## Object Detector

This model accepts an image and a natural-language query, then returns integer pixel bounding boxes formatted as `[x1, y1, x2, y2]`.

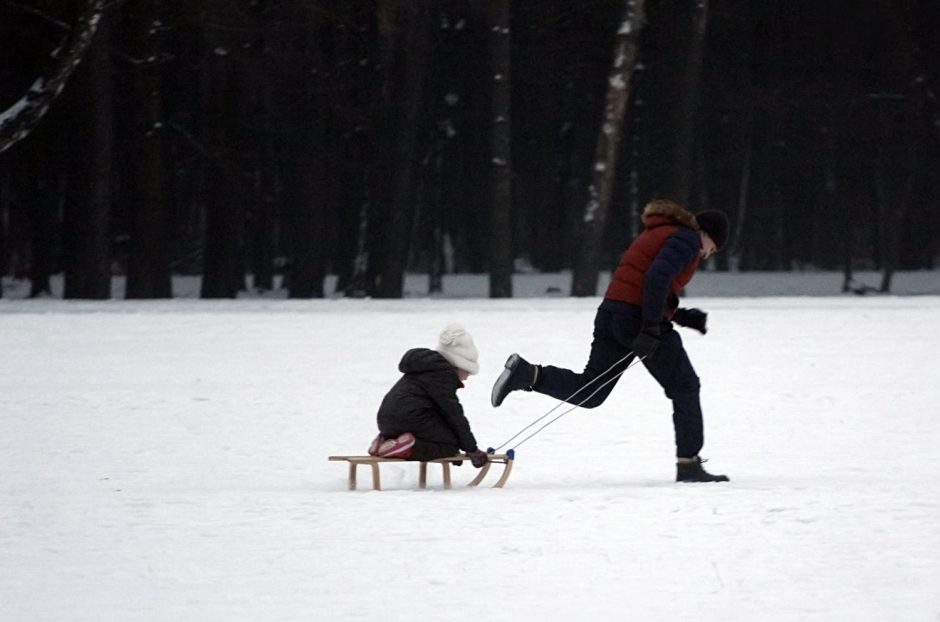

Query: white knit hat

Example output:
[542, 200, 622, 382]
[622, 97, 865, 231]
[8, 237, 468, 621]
[436, 324, 479, 375]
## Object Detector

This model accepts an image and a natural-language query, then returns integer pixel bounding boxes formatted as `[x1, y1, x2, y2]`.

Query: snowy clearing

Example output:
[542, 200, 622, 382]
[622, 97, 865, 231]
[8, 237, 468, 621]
[1, 295, 939, 621]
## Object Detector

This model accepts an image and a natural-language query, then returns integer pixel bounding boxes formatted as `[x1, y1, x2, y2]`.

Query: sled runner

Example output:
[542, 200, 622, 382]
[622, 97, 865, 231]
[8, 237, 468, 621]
[328, 450, 514, 491]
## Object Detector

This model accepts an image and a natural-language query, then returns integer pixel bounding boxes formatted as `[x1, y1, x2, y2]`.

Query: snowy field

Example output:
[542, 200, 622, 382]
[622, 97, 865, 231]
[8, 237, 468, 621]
[2, 292, 939, 620]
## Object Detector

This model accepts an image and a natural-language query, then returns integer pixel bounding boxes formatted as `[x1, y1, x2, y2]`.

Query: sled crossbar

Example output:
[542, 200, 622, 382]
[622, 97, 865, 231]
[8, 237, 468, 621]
[328, 452, 514, 490]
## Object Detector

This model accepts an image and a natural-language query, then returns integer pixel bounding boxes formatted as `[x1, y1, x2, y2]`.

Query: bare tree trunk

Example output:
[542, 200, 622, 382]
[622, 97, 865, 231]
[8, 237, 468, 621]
[570, 0, 646, 297]
[817, 119, 853, 291]
[873, 145, 893, 291]
[202, 165, 244, 299]
[30, 185, 61, 298]
[285, 143, 325, 299]
[771, 175, 785, 270]
[488, 0, 513, 298]
[346, 203, 371, 297]
[201, 40, 244, 299]
[728, 106, 752, 271]
[27, 124, 64, 298]
[841, 241, 854, 293]
[0, 169, 8, 296]
[248, 159, 277, 291]
[876, 0, 940, 145]
[873, 0, 918, 292]
[246, 8, 277, 293]
[285, 4, 327, 299]
[0, 0, 106, 155]
[422, 146, 445, 295]
[368, 2, 430, 299]
[63, 7, 112, 300]
[666, 0, 708, 206]
[429, 228, 444, 295]
[126, 0, 171, 299]
[628, 97, 644, 240]
[874, 109, 915, 294]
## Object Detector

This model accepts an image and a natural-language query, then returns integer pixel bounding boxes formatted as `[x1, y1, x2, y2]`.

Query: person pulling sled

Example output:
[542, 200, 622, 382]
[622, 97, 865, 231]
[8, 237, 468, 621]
[491, 199, 731, 483]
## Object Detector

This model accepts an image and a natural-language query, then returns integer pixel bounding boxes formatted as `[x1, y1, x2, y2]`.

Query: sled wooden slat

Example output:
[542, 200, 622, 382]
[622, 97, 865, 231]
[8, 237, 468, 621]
[328, 453, 514, 491]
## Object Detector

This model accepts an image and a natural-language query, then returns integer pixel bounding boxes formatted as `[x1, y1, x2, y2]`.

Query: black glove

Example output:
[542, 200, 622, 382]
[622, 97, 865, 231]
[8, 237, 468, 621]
[631, 327, 661, 359]
[672, 308, 708, 334]
[468, 449, 489, 469]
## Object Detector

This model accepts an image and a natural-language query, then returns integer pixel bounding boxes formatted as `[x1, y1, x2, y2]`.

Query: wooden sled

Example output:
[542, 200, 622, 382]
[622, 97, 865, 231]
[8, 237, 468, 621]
[328, 450, 515, 491]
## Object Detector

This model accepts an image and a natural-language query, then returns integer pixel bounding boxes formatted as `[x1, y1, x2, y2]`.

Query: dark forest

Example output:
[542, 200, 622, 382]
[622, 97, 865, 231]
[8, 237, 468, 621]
[1, 0, 938, 299]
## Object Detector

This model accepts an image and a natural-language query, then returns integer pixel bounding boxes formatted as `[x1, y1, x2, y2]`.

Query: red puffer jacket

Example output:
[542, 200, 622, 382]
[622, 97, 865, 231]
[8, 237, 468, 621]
[604, 201, 701, 323]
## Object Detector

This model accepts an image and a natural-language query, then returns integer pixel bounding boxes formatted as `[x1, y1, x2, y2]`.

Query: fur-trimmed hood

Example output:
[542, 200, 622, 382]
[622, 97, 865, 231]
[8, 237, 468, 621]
[641, 199, 697, 229]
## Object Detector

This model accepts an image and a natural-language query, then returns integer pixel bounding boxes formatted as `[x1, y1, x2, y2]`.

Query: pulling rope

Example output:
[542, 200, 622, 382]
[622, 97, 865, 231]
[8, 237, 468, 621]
[491, 351, 645, 452]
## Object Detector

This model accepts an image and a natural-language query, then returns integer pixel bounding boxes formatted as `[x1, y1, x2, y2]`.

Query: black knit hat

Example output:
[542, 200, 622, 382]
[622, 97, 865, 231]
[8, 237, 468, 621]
[695, 210, 730, 250]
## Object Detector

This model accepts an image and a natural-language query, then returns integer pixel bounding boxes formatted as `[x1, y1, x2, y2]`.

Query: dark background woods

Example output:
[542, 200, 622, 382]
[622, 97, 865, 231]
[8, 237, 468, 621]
[1, 0, 938, 299]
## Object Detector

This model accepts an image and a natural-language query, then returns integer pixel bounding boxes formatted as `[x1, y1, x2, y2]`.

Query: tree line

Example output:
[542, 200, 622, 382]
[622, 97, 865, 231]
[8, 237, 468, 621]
[1, 0, 938, 299]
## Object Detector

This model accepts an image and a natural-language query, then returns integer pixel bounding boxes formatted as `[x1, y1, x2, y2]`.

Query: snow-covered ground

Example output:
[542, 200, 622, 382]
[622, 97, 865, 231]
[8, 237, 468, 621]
[2, 292, 939, 620]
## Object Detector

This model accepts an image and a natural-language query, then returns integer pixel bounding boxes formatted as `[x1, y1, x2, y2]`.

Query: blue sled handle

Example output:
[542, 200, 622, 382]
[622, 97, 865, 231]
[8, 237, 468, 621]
[486, 447, 515, 460]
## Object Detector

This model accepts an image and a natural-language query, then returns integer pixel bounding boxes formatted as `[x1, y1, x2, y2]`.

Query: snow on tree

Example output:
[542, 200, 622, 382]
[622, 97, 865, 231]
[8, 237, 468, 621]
[0, 0, 105, 155]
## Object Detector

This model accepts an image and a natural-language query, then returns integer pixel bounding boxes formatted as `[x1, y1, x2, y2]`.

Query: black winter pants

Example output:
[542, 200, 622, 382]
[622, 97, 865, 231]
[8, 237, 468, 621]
[534, 306, 705, 458]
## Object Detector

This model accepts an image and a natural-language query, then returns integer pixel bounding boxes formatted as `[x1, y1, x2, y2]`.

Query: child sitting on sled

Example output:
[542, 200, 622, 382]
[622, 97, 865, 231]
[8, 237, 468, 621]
[368, 324, 488, 469]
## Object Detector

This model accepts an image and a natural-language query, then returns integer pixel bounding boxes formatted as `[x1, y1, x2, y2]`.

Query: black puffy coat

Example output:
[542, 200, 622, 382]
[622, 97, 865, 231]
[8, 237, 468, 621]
[376, 348, 478, 452]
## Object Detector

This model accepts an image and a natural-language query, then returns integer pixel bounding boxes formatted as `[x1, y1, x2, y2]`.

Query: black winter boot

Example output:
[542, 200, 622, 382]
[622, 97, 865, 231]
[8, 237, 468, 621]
[676, 456, 729, 483]
[490, 353, 538, 407]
